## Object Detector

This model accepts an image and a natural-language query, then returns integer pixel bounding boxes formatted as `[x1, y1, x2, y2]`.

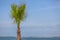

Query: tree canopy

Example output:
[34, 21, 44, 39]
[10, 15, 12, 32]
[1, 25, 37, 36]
[11, 4, 26, 25]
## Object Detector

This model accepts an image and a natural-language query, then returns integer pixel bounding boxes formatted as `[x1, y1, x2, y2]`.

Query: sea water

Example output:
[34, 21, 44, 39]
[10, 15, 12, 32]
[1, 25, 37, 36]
[0, 37, 60, 40]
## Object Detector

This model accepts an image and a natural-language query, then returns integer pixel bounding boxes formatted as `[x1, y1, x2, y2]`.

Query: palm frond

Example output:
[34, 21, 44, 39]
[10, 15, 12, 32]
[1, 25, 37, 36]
[11, 4, 26, 24]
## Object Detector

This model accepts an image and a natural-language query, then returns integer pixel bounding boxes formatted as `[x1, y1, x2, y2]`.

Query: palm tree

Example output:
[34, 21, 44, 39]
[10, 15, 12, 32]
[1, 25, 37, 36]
[11, 3, 26, 40]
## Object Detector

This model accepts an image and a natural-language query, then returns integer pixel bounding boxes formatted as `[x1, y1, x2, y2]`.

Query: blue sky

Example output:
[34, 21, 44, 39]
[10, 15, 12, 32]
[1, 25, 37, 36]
[0, 0, 60, 37]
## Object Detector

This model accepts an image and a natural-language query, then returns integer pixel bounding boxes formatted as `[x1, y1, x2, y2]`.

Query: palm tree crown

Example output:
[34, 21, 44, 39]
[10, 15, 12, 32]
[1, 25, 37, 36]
[11, 4, 26, 28]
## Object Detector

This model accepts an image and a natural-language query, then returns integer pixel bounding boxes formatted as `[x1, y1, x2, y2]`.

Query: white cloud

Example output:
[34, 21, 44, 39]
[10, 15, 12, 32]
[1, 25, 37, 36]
[0, 21, 16, 27]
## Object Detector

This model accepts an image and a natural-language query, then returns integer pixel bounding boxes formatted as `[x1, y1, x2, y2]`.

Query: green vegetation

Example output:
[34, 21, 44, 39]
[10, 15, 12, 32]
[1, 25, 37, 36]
[11, 3, 26, 40]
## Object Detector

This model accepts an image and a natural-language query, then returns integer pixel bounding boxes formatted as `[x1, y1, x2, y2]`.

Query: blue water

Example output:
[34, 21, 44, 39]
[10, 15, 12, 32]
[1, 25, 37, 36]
[0, 37, 60, 40]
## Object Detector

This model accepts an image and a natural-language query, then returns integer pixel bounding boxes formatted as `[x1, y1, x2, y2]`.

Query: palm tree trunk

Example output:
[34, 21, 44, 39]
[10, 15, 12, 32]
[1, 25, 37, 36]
[17, 23, 21, 40]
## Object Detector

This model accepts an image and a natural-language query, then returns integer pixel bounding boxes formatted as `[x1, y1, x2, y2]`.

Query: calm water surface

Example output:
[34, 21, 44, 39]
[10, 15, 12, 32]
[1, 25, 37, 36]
[0, 37, 60, 40]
